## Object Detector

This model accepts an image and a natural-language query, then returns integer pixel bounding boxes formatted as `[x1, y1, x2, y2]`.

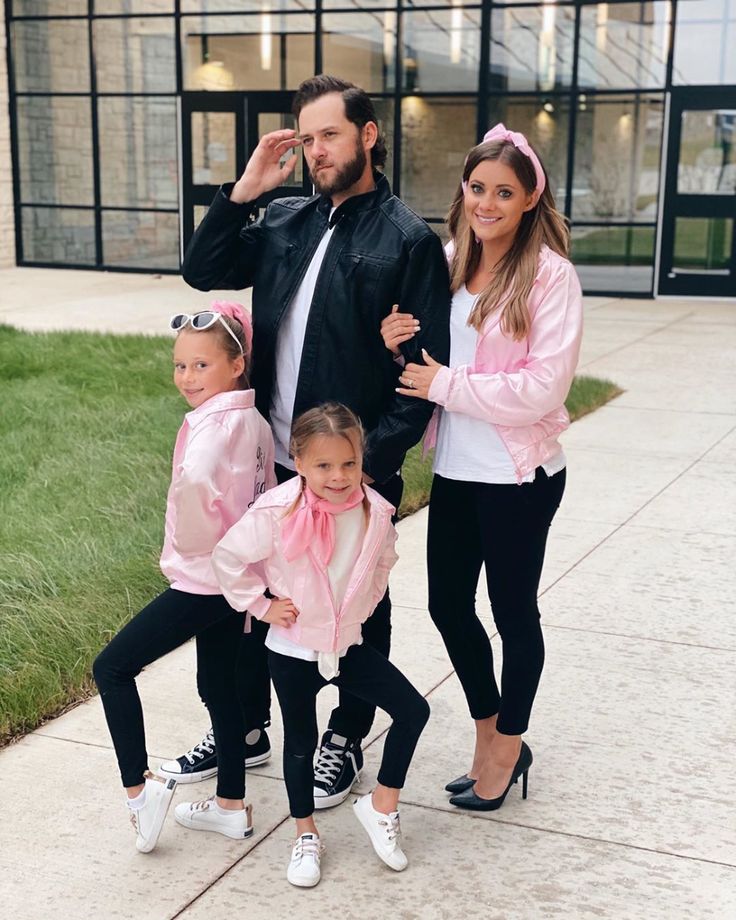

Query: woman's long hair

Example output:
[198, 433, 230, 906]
[447, 139, 569, 341]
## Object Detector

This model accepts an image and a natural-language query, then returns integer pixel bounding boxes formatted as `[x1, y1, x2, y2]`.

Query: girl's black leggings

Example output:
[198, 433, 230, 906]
[269, 644, 430, 818]
[93, 588, 246, 798]
[427, 469, 565, 736]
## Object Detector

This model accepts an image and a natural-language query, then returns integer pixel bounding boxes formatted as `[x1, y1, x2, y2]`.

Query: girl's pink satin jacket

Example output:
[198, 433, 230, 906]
[160, 389, 276, 595]
[211, 476, 398, 654]
[425, 244, 583, 482]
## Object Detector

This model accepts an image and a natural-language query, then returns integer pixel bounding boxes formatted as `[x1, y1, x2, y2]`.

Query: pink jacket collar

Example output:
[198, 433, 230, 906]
[185, 389, 255, 430]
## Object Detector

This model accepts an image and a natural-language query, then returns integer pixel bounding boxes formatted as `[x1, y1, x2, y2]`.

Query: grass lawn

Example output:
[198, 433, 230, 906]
[0, 327, 621, 743]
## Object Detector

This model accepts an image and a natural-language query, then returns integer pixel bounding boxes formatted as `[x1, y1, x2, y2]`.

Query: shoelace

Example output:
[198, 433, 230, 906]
[189, 796, 214, 812]
[292, 837, 324, 863]
[182, 730, 215, 766]
[313, 745, 344, 783]
[378, 812, 401, 843]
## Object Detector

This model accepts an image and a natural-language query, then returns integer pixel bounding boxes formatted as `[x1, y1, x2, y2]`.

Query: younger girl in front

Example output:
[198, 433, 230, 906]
[93, 302, 275, 854]
[212, 403, 429, 888]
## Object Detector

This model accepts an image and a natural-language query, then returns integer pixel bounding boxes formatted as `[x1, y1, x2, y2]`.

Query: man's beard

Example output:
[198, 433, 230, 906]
[311, 142, 368, 198]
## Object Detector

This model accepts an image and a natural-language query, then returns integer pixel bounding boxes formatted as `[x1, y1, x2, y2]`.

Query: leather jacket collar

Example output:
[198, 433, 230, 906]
[317, 171, 391, 228]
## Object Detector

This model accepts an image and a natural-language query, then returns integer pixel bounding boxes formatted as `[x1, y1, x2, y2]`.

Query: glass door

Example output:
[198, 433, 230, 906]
[658, 88, 736, 297]
[180, 91, 311, 258]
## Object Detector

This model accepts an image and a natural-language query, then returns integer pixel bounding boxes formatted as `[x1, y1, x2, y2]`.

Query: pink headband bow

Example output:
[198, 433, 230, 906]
[461, 123, 546, 197]
[210, 300, 253, 357]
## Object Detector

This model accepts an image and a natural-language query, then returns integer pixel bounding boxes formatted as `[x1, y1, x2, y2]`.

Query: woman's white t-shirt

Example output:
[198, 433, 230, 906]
[433, 285, 565, 485]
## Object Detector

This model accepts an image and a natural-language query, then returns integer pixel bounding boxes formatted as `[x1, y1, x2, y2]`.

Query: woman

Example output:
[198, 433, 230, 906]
[382, 125, 583, 810]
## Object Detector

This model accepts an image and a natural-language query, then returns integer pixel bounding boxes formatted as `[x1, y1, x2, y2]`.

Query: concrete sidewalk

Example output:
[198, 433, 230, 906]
[1, 268, 735, 919]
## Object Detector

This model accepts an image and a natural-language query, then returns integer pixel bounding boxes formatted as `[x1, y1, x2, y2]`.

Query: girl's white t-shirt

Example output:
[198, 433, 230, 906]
[265, 503, 366, 676]
[433, 285, 565, 485]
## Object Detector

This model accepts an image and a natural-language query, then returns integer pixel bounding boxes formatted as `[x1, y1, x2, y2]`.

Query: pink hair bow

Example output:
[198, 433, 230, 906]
[461, 123, 546, 197]
[210, 300, 253, 357]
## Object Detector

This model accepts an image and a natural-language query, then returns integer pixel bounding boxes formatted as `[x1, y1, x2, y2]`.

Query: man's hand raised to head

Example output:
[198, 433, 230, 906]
[230, 129, 301, 204]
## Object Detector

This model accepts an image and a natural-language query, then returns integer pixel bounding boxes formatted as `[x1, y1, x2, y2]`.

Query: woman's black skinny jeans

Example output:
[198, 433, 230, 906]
[93, 588, 247, 799]
[427, 469, 565, 735]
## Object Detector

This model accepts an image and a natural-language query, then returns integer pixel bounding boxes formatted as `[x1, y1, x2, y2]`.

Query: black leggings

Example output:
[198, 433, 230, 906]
[427, 469, 565, 736]
[269, 644, 430, 818]
[93, 588, 246, 798]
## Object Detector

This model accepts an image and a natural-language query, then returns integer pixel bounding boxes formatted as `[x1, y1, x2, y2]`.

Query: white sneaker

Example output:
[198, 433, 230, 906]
[127, 771, 177, 853]
[352, 793, 408, 871]
[287, 833, 323, 888]
[174, 796, 254, 839]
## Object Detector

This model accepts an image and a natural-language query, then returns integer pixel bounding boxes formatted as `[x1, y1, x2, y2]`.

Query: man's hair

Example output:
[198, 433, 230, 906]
[292, 74, 387, 170]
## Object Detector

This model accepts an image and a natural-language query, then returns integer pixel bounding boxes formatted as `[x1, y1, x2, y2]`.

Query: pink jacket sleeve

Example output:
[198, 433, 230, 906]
[428, 259, 583, 427]
[367, 525, 399, 615]
[211, 509, 274, 619]
[171, 422, 232, 557]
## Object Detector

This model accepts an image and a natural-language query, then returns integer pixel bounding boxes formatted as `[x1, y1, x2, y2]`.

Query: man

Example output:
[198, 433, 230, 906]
[164, 74, 449, 809]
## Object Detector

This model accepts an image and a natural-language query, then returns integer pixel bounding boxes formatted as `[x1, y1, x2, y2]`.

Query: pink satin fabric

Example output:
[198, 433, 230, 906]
[461, 123, 546, 197]
[281, 485, 364, 566]
[209, 300, 253, 357]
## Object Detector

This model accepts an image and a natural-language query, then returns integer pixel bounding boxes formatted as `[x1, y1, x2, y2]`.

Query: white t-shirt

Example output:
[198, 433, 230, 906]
[270, 216, 336, 469]
[265, 503, 366, 677]
[433, 285, 565, 484]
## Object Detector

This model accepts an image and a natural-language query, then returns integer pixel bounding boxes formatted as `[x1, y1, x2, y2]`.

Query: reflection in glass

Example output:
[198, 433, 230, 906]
[487, 96, 570, 203]
[103, 211, 180, 270]
[322, 12, 396, 93]
[12, 20, 90, 93]
[673, 218, 733, 273]
[95, 1, 174, 13]
[571, 225, 655, 293]
[99, 97, 178, 208]
[673, 0, 736, 86]
[182, 14, 314, 91]
[372, 98, 395, 189]
[489, 4, 575, 92]
[22, 206, 96, 265]
[182, 1, 315, 10]
[17, 97, 94, 206]
[678, 110, 736, 195]
[192, 112, 236, 186]
[573, 94, 664, 221]
[401, 96, 475, 217]
[578, 2, 669, 90]
[403, 8, 481, 93]
[12, 1, 87, 13]
[94, 17, 176, 94]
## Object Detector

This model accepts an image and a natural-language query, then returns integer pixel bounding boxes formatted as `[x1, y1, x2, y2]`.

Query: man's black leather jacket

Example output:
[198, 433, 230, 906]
[182, 172, 451, 484]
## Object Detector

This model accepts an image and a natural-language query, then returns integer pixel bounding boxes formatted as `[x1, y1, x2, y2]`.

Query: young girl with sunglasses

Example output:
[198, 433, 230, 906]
[211, 402, 429, 888]
[93, 301, 275, 853]
[382, 125, 583, 811]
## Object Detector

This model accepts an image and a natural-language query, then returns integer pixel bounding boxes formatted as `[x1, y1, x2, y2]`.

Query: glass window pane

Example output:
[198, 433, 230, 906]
[578, 2, 670, 90]
[194, 204, 209, 228]
[181, 1, 315, 11]
[257, 112, 304, 185]
[372, 97, 394, 190]
[401, 96, 475, 217]
[22, 206, 96, 265]
[678, 110, 736, 195]
[192, 112, 237, 186]
[322, 12, 396, 93]
[487, 95, 569, 204]
[102, 211, 179, 270]
[99, 97, 178, 208]
[94, 17, 176, 93]
[12, 20, 90, 93]
[573, 94, 664, 222]
[12, 1, 87, 13]
[403, 8, 481, 93]
[673, 0, 736, 85]
[95, 1, 174, 12]
[323, 0, 399, 8]
[490, 4, 575, 92]
[17, 98, 94, 207]
[182, 14, 315, 91]
[673, 218, 733, 273]
[571, 225, 655, 293]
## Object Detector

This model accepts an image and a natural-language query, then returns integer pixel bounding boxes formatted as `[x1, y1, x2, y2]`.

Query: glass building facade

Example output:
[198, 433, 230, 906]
[5, 0, 736, 296]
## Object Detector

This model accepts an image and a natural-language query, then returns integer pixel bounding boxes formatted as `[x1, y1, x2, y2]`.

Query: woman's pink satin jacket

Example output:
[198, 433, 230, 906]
[425, 245, 583, 482]
[211, 476, 398, 654]
[160, 389, 276, 594]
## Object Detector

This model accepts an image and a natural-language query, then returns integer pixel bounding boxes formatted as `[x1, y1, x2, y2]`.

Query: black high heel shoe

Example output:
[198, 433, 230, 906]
[444, 774, 475, 794]
[448, 741, 533, 812]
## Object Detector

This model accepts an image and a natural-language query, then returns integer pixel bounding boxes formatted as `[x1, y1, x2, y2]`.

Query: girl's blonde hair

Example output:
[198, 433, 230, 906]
[177, 315, 250, 389]
[447, 138, 569, 341]
[286, 403, 366, 517]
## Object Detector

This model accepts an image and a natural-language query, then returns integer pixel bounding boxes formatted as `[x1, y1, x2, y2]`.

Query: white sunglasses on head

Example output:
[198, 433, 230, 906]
[170, 311, 244, 356]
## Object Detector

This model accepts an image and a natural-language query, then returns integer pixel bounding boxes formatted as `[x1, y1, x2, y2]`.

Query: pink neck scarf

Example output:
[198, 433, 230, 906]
[282, 485, 364, 565]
